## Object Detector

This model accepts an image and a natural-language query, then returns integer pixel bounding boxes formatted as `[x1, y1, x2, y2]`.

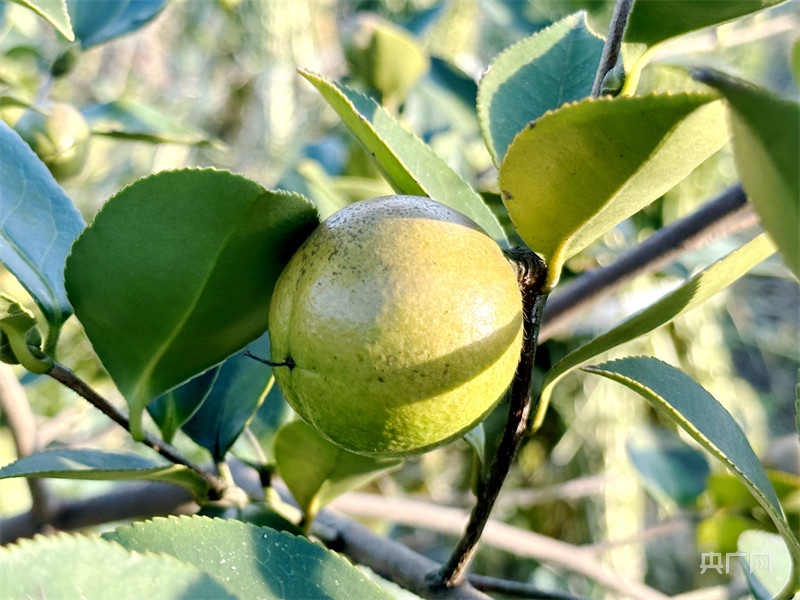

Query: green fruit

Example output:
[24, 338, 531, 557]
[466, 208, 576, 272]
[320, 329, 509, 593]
[268, 196, 523, 457]
[14, 102, 90, 180]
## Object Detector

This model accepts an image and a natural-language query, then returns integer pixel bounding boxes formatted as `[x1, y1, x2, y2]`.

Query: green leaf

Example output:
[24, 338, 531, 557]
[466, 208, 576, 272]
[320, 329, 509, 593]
[66, 0, 167, 49]
[0, 293, 51, 373]
[64, 169, 318, 439]
[626, 426, 710, 508]
[499, 92, 728, 289]
[584, 356, 800, 597]
[103, 515, 394, 600]
[275, 420, 402, 525]
[693, 70, 800, 279]
[477, 11, 603, 165]
[796, 370, 799, 437]
[299, 70, 507, 244]
[8, 0, 74, 41]
[148, 367, 219, 443]
[0, 448, 210, 498]
[0, 533, 234, 599]
[0, 120, 85, 349]
[534, 234, 775, 430]
[624, 0, 790, 51]
[82, 100, 221, 147]
[182, 332, 274, 461]
[738, 530, 794, 600]
[345, 16, 429, 106]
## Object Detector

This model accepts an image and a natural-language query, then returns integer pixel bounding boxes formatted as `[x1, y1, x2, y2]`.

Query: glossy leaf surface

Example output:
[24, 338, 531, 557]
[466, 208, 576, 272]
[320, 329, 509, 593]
[104, 515, 394, 599]
[0, 120, 85, 347]
[586, 357, 800, 597]
[477, 12, 603, 164]
[65, 169, 318, 439]
[0, 533, 233, 599]
[499, 92, 727, 288]
[300, 70, 506, 244]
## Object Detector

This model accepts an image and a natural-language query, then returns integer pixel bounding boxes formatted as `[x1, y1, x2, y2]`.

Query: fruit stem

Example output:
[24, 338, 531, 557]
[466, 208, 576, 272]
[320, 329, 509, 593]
[430, 248, 547, 590]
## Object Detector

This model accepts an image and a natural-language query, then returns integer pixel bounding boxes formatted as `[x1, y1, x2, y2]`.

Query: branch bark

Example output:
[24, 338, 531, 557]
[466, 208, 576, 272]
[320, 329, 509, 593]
[539, 184, 756, 342]
[591, 0, 635, 97]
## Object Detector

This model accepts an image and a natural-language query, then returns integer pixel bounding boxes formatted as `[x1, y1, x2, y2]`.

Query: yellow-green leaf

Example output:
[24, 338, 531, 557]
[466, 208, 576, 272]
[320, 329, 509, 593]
[498, 92, 728, 289]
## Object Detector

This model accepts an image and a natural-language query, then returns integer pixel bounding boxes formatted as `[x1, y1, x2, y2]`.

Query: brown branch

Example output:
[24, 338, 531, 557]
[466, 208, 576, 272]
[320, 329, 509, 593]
[47, 362, 226, 498]
[431, 249, 548, 589]
[0, 364, 54, 528]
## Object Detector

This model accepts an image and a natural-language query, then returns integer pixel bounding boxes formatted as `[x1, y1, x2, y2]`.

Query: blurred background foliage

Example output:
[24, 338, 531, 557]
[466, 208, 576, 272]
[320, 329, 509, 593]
[1, 0, 798, 597]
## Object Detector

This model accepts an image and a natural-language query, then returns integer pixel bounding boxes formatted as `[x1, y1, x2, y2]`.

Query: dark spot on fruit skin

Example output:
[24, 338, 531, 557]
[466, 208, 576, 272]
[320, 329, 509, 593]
[501, 190, 514, 201]
[378, 377, 385, 383]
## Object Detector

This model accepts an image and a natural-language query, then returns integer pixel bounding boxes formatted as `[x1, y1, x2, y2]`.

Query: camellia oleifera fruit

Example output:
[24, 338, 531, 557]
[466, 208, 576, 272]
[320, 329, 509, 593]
[268, 196, 523, 457]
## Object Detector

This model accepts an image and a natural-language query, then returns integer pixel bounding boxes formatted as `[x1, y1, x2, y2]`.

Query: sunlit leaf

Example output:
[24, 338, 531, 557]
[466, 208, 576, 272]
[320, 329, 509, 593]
[694, 69, 799, 278]
[498, 92, 727, 289]
[477, 11, 603, 164]
[300, 70, 507, 244]
[8, 0, 73, 40]
[65, 169, 318, 439]
[585, 357, 800, 597]
[104, 515, 394, 600]
[275, 420, 401, 525]
[0, 293, 50, 373]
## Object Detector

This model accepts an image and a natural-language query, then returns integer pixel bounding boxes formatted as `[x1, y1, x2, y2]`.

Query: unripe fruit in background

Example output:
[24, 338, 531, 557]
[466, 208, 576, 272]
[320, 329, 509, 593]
[269, 196, 523, 457]
[14, 102, 90, 180]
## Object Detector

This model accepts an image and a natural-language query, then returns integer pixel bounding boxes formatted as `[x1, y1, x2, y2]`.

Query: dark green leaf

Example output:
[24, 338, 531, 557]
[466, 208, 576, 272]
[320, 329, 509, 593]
[8, 0, 74, 40]
[626, 426, 710, 507]
[182, 332, 274, 461]
[694, 70, 799, 278]
[0, 448, 210, 498]
[275, 420, 402, 524]
[534, 234, 774, 430]
[66, 0, 166, 49]
[64, 169, 318, 439]
[0, 120, 85, 349]
[477, 12, 603, 164]
[498, 92, 727, 288]
[104, 515, 394, 599]
[300, 70, 507, 244]
[585, 356, 800, 595]
[148, 367, 219, 443]
[0, 533, 234, 599]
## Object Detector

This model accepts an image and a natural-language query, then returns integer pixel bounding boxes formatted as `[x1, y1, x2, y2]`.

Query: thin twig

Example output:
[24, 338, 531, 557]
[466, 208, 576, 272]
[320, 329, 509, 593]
[539, 184, 756, 342]
[0, 364, 53, 528]
[591, 0, 635, 97]
[47, 362, 226, 498]
[432, 249, 548, 589]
